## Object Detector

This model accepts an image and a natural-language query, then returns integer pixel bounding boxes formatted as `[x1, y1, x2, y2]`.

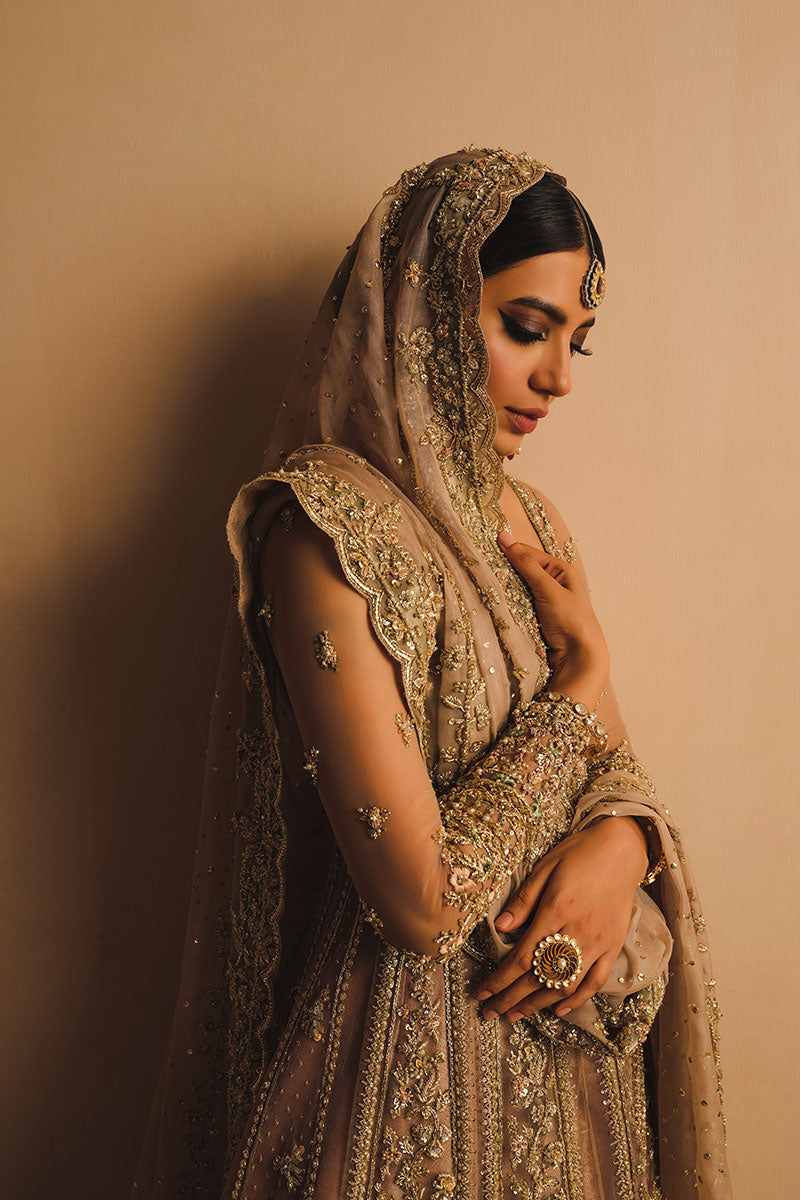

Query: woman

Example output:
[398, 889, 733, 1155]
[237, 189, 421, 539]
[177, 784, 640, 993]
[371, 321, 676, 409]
[132, 148, 731, 1199]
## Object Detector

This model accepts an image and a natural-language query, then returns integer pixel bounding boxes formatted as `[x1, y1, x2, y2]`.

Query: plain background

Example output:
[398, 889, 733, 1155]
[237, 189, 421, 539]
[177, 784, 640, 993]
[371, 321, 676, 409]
[2, 2, 797, 1196]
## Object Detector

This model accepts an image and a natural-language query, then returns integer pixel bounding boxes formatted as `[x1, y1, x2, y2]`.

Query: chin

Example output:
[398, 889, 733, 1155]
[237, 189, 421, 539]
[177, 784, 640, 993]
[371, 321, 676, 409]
[492, 436, 523, 460]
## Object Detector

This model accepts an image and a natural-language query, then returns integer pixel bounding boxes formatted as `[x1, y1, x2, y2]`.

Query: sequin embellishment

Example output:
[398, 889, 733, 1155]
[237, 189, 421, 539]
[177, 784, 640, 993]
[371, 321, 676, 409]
[356, 805, 391, 839]
[300, 985, 331, 1043]
[395, 711, 414, 746]
[303, 746, 320, 786]
[313, 630, 339, 671]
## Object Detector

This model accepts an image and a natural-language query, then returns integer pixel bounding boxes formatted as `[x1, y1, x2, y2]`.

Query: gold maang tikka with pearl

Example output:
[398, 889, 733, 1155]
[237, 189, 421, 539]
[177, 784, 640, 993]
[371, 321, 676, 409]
[548, 173, 606, 309]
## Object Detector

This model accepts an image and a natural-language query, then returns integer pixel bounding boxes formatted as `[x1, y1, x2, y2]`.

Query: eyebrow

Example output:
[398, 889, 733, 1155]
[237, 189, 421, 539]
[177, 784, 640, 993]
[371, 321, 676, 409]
[507, 296, 596, 330]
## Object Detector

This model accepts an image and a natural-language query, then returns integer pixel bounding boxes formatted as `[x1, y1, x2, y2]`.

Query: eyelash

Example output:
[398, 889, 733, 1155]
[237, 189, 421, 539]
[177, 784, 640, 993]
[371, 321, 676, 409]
[499, 311, 593, 357]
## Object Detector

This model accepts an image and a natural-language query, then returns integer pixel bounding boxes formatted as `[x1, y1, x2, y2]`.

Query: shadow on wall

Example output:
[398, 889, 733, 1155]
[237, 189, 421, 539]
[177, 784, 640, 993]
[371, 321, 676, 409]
[7, 266, 328, 1200]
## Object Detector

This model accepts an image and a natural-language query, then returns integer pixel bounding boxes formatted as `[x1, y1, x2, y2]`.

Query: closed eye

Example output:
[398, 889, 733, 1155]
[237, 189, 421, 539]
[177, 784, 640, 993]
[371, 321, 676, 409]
[499, 310, 545, 346]
[499, 310, 593, 357]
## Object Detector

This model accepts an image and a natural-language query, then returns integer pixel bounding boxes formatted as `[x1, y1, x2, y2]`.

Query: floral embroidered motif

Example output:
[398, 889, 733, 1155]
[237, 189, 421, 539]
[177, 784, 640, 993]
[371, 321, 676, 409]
[303, 745, 320, 786]
[432, 570, 492, 786]
[273, 1140, 306, 1192]
[431, 693, 598, 958]
[506, 1025, 565, 1197]
[300, 985, 331, 1043]
[266, 455, 444, 761]
[313, 629, 339, 671]
[355, 805, 391, 839]
[379, 962, 452, 1197]
[360, 900, 385, 935]
[396, 326, 435, 388]
[395, 711, 414, 746]
[403, 258, 429, 289]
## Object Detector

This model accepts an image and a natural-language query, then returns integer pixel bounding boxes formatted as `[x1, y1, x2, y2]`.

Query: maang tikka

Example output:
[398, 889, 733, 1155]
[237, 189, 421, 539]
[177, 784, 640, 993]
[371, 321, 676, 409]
[549, 173, 606, 309]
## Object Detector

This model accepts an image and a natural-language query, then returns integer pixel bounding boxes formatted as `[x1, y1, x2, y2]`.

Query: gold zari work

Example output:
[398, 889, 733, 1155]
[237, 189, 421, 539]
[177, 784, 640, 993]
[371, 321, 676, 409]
[355, 804, 391, 839]
[132, 149, 731, 1200]
[302, 745, 320, 787]
[313, 629, 340, 671]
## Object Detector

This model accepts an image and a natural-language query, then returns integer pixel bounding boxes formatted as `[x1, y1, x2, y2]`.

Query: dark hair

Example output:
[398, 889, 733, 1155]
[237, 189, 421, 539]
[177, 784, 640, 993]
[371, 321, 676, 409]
[478, 172, 605, 278]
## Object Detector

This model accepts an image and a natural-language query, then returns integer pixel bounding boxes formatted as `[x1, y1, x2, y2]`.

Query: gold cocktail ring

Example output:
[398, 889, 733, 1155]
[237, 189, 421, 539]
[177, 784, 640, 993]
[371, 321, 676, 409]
[531, 934, 583, 990]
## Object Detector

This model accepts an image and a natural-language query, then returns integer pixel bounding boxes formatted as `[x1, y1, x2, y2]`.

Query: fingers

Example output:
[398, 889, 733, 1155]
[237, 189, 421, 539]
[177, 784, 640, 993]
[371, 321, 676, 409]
[497, 535, 578, 594]
[494, 860, 553, 932]
[552, 951, 616, 1017]
[479, 887, 560, 997]
[479, 922, 590, 1020]
[480, 938, 613, 1024]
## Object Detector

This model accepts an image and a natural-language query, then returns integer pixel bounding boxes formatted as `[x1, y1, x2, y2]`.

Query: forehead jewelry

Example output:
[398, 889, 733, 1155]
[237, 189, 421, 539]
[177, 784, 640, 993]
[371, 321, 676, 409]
[556, 181, 606, 309]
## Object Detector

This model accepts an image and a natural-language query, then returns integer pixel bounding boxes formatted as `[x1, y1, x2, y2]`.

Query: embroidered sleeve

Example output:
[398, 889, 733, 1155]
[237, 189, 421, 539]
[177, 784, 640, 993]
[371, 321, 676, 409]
[429, 695, 596, 957]
[261, 504, 604, 962]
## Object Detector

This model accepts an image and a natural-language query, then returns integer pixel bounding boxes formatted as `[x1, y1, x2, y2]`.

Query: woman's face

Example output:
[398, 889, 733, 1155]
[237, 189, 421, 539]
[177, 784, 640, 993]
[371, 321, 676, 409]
[478, 249, 596, 460]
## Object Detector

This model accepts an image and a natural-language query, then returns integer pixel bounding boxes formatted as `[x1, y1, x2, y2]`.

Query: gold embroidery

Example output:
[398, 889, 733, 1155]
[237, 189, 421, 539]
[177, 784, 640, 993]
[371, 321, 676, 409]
[300, 985, 331, 1042]
[528, 977, 667, 1059]
[403, 258, 429, 288]
[303, 745, 320, 786]
[478, 1006, 504, 1199]
[278, 498, 298, 532]
[257, 592, 273, 627]
[360, 901, 385, 935]
[226, 645, 286, 1155]
[431, 693, 597, 958]
[313, 629, 340, 671]
[508, 477, 578, 564]
[355, 805, 391, 839]
[302, 906, 363, 1193]
[263, 454, 444, 762]
[273, 1140, 306, 1192]
[345, 945, 404, 1199]
[506, 1026, 565, 1196]
[378, 960, 452, 1197]
[586, 741, 657, 795]
[395, 711, 414, 746]
[396, 325, 435, 388]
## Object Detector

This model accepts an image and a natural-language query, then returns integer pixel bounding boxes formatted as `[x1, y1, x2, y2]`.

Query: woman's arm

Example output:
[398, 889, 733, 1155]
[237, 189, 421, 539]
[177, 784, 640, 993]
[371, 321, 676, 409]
[473, 490, 661, 1020]
[262, 504, 602, 961]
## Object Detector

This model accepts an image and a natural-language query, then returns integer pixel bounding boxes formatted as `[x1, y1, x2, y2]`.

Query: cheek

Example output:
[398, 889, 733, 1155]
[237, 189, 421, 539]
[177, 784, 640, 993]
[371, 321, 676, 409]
[484, 335, 519, 408]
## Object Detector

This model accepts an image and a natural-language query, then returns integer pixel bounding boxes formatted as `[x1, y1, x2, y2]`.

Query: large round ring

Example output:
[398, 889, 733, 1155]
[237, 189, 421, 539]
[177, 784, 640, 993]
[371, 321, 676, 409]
[531, 934, 583, 990]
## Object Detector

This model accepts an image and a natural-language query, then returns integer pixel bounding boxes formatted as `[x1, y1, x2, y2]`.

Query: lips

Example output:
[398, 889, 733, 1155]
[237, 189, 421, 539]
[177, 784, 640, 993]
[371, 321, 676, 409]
[506, 407, 547, 435]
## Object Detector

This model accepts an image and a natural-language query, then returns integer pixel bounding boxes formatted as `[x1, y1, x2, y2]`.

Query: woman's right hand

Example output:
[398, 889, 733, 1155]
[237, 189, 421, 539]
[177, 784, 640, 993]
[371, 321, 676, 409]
[497, 530, 610, 704]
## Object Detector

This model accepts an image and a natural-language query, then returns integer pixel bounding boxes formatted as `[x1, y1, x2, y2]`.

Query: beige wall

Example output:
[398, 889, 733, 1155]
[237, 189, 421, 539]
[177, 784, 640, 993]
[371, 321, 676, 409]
[2, 2, 797, 1195]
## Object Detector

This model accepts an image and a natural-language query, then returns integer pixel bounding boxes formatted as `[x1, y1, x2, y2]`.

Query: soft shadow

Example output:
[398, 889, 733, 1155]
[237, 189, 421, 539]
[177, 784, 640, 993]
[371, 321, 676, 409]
[8, 264, 327, 1199]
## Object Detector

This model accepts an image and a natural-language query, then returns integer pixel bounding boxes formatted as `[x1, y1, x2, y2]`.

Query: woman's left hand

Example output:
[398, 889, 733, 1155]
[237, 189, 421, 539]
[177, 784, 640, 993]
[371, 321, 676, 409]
[475, 816, 649, 1021]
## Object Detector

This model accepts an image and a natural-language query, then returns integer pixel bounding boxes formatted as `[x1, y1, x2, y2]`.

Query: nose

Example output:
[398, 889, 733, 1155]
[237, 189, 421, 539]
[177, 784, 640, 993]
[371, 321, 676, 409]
[529, 338, 572, 399]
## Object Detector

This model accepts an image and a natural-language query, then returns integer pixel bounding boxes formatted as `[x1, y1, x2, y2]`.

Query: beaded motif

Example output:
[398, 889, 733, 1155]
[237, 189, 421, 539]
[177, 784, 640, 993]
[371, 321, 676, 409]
[313, 629, 340, 671]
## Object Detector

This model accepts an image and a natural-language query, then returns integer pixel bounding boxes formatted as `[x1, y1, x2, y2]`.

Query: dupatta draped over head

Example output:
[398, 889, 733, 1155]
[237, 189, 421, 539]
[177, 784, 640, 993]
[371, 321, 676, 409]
[133, 148, 731, 1200]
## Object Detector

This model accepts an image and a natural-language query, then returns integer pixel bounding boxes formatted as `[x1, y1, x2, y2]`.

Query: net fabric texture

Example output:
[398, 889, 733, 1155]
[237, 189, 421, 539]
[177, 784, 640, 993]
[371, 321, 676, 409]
[131, 148, 732, 1200]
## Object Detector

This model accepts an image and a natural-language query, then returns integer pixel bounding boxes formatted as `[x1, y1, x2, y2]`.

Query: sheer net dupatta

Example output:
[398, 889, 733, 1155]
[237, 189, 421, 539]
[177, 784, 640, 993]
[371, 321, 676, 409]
[565, 746, 730, 1197]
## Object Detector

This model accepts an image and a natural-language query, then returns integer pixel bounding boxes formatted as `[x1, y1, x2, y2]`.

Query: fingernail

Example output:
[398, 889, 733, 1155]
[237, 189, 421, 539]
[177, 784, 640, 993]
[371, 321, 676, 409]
[507, 1011, 522, 1023]
[495, 912, 513, 930]
[482, 1009, 498, 1021]
[476, 990, 491, 1001]
[497, 529, 516, 548]
[557, 1006, 572, 1017]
